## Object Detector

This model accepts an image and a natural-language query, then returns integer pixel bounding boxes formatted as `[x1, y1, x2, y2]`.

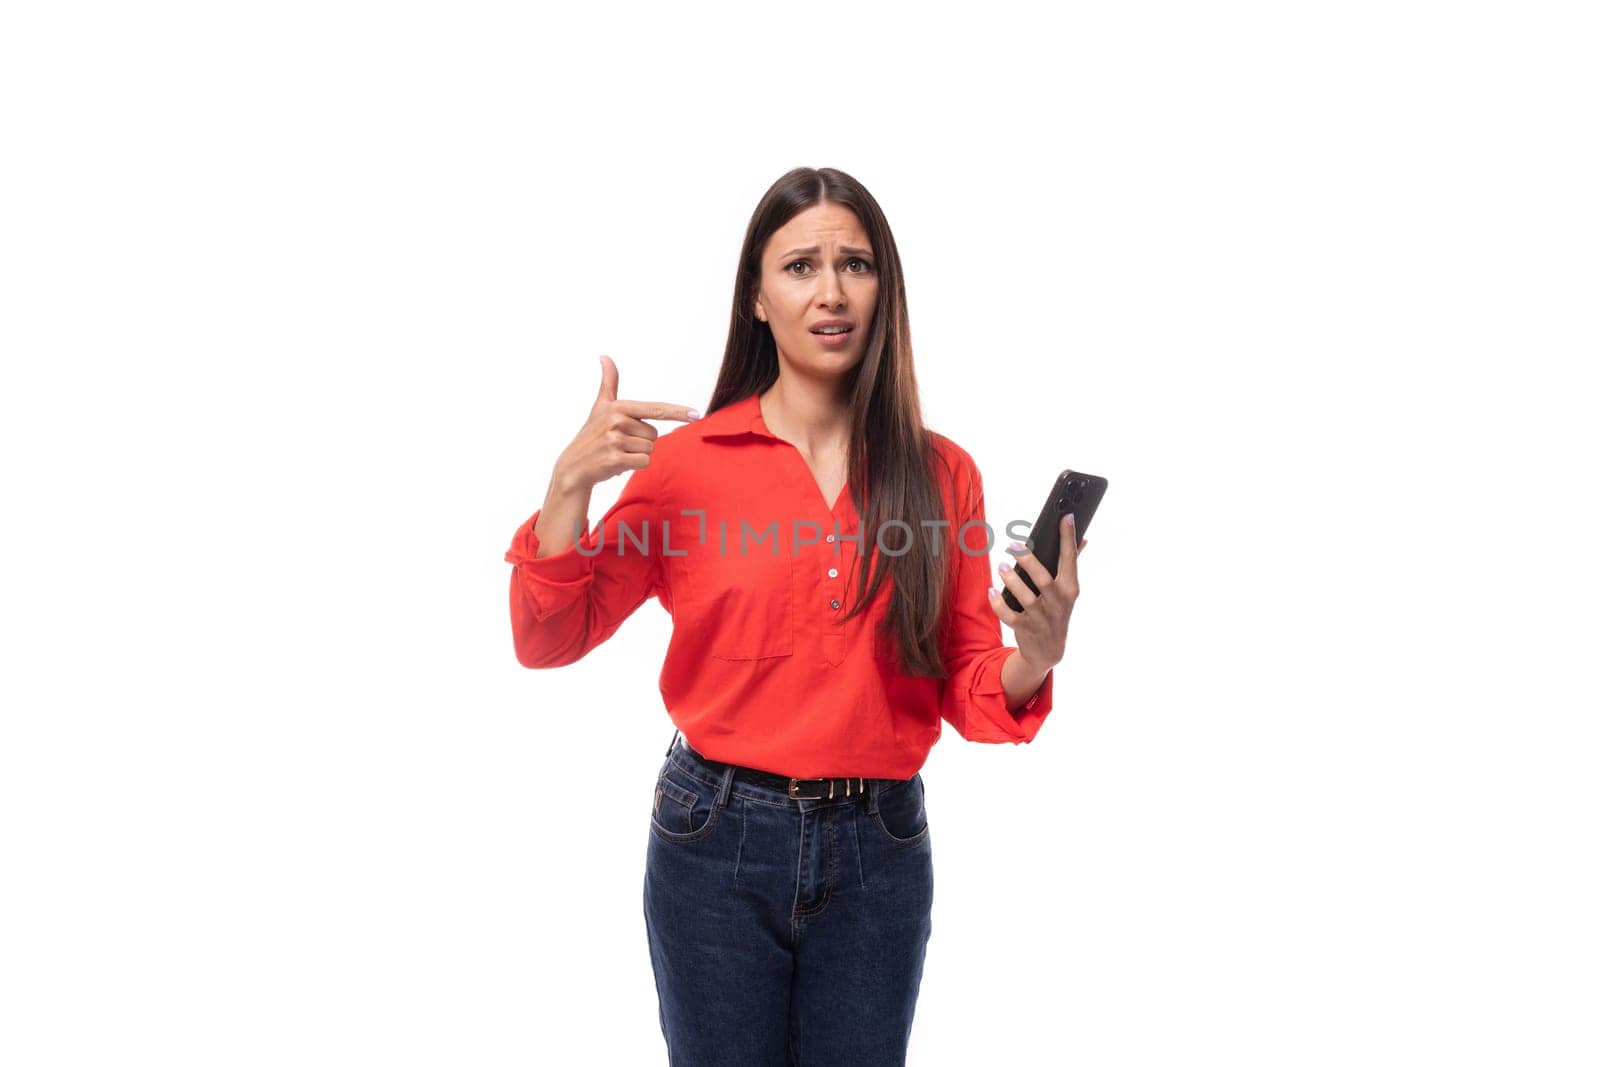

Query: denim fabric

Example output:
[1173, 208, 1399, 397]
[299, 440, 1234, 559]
[642, 734, 935, 1066]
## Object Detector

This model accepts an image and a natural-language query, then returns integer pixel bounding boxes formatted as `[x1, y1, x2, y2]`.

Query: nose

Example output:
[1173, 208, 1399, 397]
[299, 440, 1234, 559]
[818, 266, 844, 309]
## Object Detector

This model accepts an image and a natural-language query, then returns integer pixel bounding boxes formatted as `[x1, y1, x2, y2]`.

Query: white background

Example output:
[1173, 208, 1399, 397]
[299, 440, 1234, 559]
[3, 2, 1596, 1064]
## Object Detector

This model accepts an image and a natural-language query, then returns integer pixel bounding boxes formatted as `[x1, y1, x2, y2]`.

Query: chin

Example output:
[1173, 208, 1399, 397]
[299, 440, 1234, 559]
[793, 352, 865, 377]
[780, 338, 863, 367]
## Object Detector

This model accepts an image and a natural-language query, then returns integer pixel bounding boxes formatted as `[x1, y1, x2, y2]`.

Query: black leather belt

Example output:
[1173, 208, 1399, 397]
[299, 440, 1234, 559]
[666, 728, 874, 800]
[735, 765, 869, 801]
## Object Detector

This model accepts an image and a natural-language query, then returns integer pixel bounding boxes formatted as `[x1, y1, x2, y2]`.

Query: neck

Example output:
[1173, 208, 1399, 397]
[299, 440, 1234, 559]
[759, 376, 852, 457]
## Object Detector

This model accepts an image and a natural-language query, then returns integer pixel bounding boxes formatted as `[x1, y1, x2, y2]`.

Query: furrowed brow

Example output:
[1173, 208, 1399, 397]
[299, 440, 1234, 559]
[781, 245, 874, 258]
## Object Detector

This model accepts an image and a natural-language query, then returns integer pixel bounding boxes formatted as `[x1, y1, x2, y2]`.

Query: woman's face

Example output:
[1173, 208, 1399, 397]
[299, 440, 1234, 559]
[753, 202, 879, 380]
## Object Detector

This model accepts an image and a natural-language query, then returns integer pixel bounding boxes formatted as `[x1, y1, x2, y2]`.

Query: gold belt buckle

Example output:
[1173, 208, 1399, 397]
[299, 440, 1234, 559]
[788, 776, 866, 800]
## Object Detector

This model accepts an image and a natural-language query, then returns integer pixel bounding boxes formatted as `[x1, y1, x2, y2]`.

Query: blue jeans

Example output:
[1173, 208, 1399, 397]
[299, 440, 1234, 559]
[643, 733, 935, 1066]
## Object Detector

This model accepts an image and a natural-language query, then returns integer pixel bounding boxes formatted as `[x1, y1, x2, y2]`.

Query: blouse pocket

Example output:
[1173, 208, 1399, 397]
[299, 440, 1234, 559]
[679, 530, 795, 660]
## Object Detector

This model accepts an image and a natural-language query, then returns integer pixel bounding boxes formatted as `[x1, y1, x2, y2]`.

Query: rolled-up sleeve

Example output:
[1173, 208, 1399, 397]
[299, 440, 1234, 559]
[937, 457, 1054, 743]
[505, 458, 668, 669]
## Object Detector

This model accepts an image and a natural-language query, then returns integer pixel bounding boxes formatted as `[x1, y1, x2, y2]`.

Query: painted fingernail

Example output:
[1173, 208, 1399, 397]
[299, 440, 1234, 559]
[687, 408, 702, 420]
[1009, 540, 1025, 553]
[988, 586, 999, 598]
[999, 562, 1012, 574]
[1066, 512, 1076, 525]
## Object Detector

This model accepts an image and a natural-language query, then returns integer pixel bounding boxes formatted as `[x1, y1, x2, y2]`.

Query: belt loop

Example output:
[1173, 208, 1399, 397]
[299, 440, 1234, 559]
[664, 727, 681, 756]
[866, 776, 882, 815]
[715, 762, 735, 809]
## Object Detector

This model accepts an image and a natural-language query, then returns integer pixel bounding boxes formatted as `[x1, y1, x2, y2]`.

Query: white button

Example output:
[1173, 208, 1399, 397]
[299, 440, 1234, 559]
[825, 534, 835, 543]
[827, 568, 838, 578]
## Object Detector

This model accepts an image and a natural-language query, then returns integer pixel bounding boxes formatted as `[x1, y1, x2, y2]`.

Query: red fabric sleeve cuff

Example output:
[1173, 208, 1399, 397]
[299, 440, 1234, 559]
[960, 647, 1054, 743]
[503, 509, 597, 621]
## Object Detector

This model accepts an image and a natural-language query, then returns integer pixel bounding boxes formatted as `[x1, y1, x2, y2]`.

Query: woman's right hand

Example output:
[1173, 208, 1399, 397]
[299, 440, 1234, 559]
[554, 354, 700, 491]
[535, 355, 700, 557]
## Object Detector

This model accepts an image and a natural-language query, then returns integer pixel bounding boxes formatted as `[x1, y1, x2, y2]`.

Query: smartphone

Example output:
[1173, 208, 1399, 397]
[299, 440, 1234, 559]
[1002, 469, 1108, 612]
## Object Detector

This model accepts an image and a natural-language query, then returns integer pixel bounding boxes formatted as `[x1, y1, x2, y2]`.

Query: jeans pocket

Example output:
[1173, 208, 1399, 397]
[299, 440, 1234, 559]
[650, 766, 723, 843]
[871, 773, 931, 848]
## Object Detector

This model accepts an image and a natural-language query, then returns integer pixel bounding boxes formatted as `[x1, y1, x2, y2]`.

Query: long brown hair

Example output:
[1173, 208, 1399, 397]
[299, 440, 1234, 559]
[705, 166, 961, 679]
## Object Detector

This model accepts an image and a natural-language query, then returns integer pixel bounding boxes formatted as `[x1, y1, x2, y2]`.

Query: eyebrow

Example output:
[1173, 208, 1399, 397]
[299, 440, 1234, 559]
[780, 245, 874, 258]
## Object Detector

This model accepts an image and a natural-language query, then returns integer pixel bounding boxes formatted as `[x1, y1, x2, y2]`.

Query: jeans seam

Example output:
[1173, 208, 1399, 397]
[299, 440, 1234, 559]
[794, 816, 838, 919]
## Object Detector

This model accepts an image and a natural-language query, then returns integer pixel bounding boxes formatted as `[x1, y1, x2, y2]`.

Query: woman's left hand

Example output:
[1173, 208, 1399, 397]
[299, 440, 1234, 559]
[989, 512, 1087, 671]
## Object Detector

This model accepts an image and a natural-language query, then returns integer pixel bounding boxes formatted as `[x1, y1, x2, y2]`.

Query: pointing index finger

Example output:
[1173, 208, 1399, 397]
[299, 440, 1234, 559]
[613, 399, 701, 423]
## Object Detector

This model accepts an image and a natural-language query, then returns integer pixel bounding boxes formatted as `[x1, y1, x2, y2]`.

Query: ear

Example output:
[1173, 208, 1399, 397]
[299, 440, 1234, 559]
[753, 294, 766, 322]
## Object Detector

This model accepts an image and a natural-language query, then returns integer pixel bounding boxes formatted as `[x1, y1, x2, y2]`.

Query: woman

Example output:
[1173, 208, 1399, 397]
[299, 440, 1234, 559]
[504, 166, 1087, 1065]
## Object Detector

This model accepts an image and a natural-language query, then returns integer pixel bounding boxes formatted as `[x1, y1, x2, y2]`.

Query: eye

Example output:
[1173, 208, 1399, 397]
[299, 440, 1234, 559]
[784, 257, 874, 276]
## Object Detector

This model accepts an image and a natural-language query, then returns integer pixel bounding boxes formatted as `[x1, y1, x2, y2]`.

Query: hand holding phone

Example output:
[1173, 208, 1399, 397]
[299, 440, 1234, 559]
[1002, 469, 1108, 613]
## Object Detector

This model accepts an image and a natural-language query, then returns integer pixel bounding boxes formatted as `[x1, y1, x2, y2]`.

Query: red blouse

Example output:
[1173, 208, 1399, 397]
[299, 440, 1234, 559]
[504, 391, 1054, 779]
